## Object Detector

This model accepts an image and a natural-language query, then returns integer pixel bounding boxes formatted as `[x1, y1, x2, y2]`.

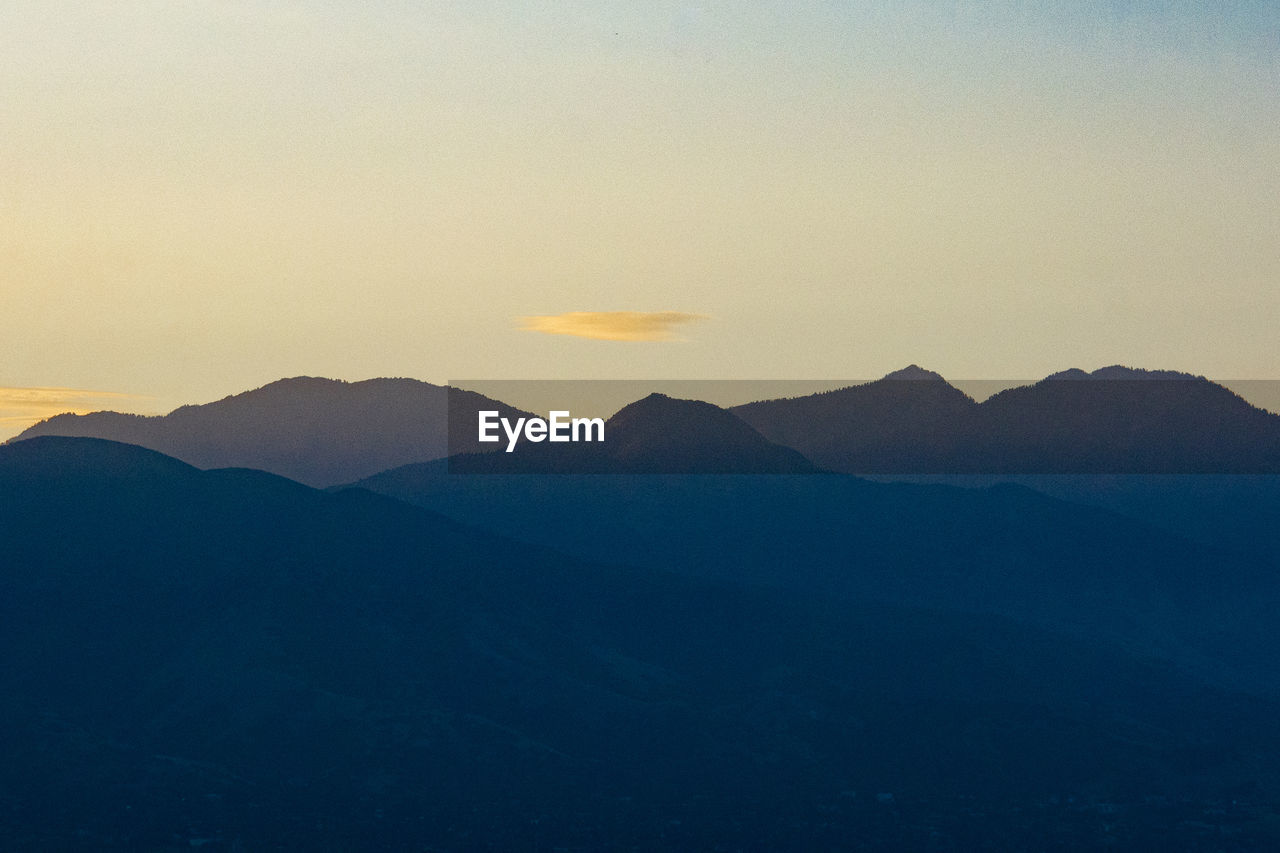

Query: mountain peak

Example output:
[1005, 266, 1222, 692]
[607, 393, 756, 442]
[631, 391, 677, 406]
[1045, 365, 1202, 382]
[602, 394, 820, 473]
[882, 365, 947, 382]
[608, 392, 705, 420]
[14, 376, 522, 487]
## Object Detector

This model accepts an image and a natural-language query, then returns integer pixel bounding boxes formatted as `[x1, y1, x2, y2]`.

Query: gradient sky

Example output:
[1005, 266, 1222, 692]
[3, 1, 1278, 432]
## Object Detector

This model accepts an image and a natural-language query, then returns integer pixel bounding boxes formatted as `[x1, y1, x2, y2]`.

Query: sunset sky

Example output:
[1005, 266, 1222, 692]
[3, 2, 1278, 434]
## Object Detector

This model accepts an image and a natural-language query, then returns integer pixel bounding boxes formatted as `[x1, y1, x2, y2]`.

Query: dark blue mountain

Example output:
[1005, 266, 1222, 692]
[353, 466, 1280, 695]
[7, 436, 1280, 848]
[861, 473, 1280, 566]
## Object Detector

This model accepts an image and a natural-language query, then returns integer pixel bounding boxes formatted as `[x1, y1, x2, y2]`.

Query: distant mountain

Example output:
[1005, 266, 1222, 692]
[448, 392, 821, 473]
[973, 366, 1280, 473]
[1045, 366, 1200, 381]
[6, 436, 1280, 848]
[733, 365, 1280, 473]
[881, 363, 949, 382]
[731, 367, 978, 472]
[11, 377, 530, 487]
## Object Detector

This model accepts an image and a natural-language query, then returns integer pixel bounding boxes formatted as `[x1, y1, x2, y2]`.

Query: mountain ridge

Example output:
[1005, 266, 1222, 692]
[734, 365, 1280, 473]
[352, 455, 1280, 695]
[14, 364, 1280, 480]
[448, 392, 822, 474]
[6, 435, 1280, 847]
[12, 376, 530, 487]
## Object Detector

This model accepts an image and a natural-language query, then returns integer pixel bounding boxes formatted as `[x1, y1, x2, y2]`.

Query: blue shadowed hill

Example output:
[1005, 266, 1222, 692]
[7, 436, 1280, 848]
[353, 463, 1280, 696]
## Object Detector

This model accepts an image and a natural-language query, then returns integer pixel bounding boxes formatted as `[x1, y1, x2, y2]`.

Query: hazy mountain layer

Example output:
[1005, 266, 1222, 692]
[448, 392, 821, 473]
[861, 473, 1280, 566]
[12, 377, 529, 487]
[354, 466, 1280, 695]
[6, 437, 1280, 848]
[733, 366, 1280, 473]
[16, 366, 1280, 483]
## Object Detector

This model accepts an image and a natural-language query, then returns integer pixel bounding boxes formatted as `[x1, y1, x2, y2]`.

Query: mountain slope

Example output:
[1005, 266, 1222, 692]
[6, 437, 1280, 848]
[732, 366, 978, 472]
[973, 367, 1280, 473]
[10, 377, 530, 487]
[352, 465, 1280, 695]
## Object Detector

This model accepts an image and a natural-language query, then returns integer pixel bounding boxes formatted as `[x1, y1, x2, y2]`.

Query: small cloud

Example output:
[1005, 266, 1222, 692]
[0, 386, 153, 438]
[518, 311, 708, 342]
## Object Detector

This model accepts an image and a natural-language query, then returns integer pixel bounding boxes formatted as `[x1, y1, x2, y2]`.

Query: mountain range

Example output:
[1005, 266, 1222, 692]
[14, 366, 1280, 479]
[352, 463, 1280, 696]
[446, 392, 820, 474]
[5, 436, 1280, 848]
[733, 365, 1280, 474]
[12, 377, 529, 487]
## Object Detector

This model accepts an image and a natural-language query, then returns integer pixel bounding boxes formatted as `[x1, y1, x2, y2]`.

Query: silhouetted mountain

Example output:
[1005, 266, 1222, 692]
[448, 393, 821, 473]
[8, 437, 1280, 848]
[882, 363, 949, 381]
[11, 377, 529, 487]
[862, 473, 1280, 567]
[734, 365, 1280, 473]
[1046, 366, 1199, 381]
[732, 367, 978, 472]
[353, 467, 1280, 695]
[971, 368, 1280, 473]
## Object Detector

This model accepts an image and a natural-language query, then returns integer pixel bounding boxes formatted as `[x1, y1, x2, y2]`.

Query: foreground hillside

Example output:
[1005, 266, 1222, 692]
[5, 437, 1280, 849]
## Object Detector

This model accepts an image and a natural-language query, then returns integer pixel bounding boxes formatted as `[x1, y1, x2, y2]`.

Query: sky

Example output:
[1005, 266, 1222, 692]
[2, 1, 1278, 434]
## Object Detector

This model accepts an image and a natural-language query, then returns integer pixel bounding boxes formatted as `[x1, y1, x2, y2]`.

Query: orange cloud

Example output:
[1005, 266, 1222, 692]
[518, 311, 708, 342]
